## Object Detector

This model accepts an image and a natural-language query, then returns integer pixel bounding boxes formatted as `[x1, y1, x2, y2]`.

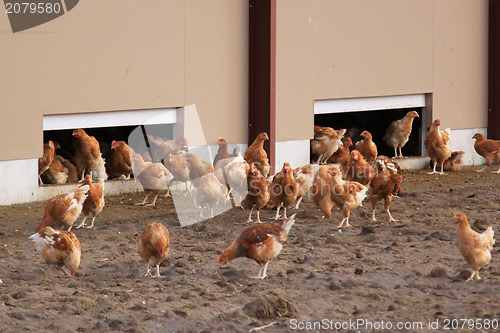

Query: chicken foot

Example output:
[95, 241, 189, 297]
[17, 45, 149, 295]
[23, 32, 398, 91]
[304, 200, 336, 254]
[466, 270, 482, 281]
[338, 216, 352, 229]
[250, 261, 270, 279]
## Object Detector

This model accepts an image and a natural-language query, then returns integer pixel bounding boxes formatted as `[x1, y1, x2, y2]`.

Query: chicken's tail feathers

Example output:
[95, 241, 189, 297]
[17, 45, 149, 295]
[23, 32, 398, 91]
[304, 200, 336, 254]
[485, 226, 495, 246]
[281, 214, 296, 234]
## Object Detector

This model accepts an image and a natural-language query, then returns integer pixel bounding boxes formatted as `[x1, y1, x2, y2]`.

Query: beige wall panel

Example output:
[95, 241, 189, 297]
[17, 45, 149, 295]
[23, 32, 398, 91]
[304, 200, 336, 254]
[311, 0, 433, 100]
[184, 0, 248, 145]
[276, 0, 315, 142]
[0, 0, 185, 161]
[432, 0, 488, 129]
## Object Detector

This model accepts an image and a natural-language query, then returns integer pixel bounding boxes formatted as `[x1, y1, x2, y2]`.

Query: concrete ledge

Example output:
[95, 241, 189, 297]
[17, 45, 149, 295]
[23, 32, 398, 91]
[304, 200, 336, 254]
[393, 156, 431, 170]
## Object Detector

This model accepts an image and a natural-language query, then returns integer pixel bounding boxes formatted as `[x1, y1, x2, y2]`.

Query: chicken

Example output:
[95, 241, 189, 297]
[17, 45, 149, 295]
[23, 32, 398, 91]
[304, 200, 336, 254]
[38, 141, 56, 185]
[244, 132, 270, 178]
[29, 227, 81, 277]
[341, 150, 375, 186]
[218, 214, 296, 279]
[327, 137, 352, 164]
[472, 133, 500, 173]
[355, 131, 378, 163]
[373, 155, 402, 196]
[269, 163, 298, 220]
[75, 175, 105, 229]
[148, 136, 188, 159]
[293, 164, 320, 209]
[241, 163, 270, 223]
[165, 151, 192, 195]
[185, 153, 215, 187]
[455, 212, 495, 281]
[213, 137, 239, 169]
[222, 157, 250, 206]
[193, 173, 227, 218]
[105, 140, 133, 179]
[91, 154, 107, 181]
[57, 155, 79, 183]
[383, 110, 419, 158]
[328, 165, 368, 228]
[311, 126, 346, 164]
[41, 155, 69, 185]
[369, 172, 403, 222]
[131, 152, 173, 206]
[424, 118, 451, 174]
[36, 185, 90, 232]
[71, 129, 102, 181]
[311, 165, 335, 219]
[138, 222, 170, 277]
[430, 151, 465, 172]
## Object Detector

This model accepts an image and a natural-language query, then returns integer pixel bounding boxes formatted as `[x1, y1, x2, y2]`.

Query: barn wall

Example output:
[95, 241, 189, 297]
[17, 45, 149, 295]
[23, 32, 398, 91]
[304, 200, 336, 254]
[0, 0, 248, 162]
[275, 0, 488, 143]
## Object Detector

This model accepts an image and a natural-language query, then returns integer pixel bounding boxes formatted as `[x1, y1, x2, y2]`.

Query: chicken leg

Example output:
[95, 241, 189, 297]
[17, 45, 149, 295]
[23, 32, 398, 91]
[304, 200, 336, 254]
[338, 216, 352, 229]
[398, 147, 404, 158]
[466, 270, 481, 281]
[250, 261, 270, 279]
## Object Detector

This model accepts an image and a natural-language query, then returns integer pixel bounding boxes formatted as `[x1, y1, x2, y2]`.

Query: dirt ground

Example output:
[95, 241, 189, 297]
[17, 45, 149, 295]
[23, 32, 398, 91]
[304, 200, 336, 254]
[0, 167, 499, 333]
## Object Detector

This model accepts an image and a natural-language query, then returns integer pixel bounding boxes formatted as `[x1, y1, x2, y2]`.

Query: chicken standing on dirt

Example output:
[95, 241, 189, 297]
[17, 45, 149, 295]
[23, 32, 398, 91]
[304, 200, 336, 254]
[193, 173, 227, 218]
[454, 212, 495, 281]
[312, 165, 335, 219]
[269, 162, 297, 220]
[383, 110, 419, 158]
[38, 141, 56, 185]
[472, 133, 500, 173]
[36, 185, 90, 232]
[71, 128, 101, 181]
[424, 118, 451, 175]
[138, 223, 170, 278]
[244, 132, 270, 178]
[218, 214, 296, 279]
[430, 151, 465, 172]
[131, 152, 173, 207]
[369, 173, 403, 222]
[293, 163, 320, 209]
[76, 175, 105, 229]
[165, 151, 191, 195]
[341, 150, 375, 187]
[241, 163, 270, 223]
[373, 155, 402, 196]
[328, 165, 368, 229]
[356, 130, 378, 163]
[105, 140, 133, 179]
[29, 226, 81, 278]
[311, 126, 346, 164]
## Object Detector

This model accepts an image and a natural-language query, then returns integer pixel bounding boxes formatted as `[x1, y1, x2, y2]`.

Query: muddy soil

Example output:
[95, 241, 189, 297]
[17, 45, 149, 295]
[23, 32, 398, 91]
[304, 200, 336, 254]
[0, 167, 499, 333]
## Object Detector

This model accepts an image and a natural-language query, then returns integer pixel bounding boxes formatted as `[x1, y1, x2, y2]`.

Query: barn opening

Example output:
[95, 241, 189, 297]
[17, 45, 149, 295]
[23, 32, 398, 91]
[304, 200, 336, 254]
[313, 94, 427, 161]
[40, 108, 177, 186]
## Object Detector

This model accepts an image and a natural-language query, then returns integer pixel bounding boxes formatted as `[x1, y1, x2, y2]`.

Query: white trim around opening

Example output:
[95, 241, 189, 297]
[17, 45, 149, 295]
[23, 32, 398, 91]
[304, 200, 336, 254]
[314, 94, 426, 114]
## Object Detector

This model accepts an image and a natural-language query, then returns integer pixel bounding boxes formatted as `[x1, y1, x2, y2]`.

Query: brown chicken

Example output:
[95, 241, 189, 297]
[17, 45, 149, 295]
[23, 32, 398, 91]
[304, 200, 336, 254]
[241, 163, 270, 223]
[29, 226, 81, 277]
[311, 165, 335, 219]
[75, 175, 105, 229]
[383, 110, 419, 158]
[424, 118, 451, 174]
[430, 151, 465, 172]
[213, 137, 239, 169]
[165, 151, 191, 195]
[244, 132, 270, 178]
[41, 155, 69, 185]
[455, 212, 495, 281]
[185, 153, 215, 187]
[327, 137, 352, 164]
[105, 140, 133, 179]
[373, 155, 402, 195]
[218, 214, 296, 279]
[328, 165, 368, 228]
[473, 133, 500, 173]
[269, 162, 297, 220]
[341, 150, 375, 186]
[72, 129, 101, 181]
[293, 164, 320, 209]
[311, 126, 346, 164]
[131, 152, 173, 207]
[193, 173, 227, 218]
[148, 136, 188, 159]
[355, 131, 378, 163]
[36, 185, 90, 232]
[58, 155, 79, 183]
[369, 172, 403, 222]
[38, 141, 56, 185]
[138, 222, 170, 277]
